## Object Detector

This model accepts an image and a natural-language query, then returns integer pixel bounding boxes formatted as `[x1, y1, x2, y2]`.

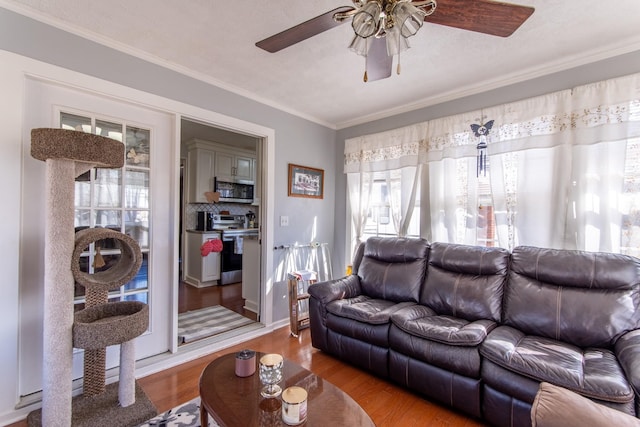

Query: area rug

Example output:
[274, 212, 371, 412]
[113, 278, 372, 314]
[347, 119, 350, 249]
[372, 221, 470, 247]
[178, 305, 255, 343]
[137, 396, 219, 427]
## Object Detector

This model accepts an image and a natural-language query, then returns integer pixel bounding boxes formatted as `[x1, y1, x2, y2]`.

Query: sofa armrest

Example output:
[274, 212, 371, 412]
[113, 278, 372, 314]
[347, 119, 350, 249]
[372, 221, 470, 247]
[531, 382, 640, 427]
[308, 275, 362, 352]
[615, 330, 640, 398]
[308, 274, 362, 305]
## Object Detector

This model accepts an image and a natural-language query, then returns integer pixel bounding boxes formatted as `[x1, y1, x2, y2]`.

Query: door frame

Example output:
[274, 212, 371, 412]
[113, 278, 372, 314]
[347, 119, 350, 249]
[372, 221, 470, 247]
[170, 114, 274, 352]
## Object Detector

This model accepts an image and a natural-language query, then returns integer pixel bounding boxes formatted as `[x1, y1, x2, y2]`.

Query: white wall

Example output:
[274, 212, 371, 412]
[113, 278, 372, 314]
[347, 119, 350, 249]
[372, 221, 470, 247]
[0, 47, 26, 427]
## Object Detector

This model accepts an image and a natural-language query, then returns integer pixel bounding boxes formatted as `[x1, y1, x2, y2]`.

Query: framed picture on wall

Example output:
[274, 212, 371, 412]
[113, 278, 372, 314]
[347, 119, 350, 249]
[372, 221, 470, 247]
[288, 163, 324, 199]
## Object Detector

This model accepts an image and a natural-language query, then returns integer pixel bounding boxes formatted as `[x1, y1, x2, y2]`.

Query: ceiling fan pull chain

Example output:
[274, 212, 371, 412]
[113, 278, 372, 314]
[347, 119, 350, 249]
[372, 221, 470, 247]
[364, 37, 369, 82]
[397, 34, 402, 75]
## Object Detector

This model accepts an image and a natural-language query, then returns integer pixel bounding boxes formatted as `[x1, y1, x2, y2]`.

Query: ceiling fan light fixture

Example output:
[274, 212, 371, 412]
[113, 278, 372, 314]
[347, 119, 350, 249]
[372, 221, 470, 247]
[385, 26, 410, 56]
[392, 2, 427, 38]
[349, 34, 370, 57]
[347, 0, 437, 80]
[352, 1, 382, 38]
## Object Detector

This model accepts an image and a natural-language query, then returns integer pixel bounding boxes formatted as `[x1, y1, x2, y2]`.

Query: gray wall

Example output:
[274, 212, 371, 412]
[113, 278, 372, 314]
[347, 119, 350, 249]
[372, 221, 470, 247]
[0, 7, 337, 322]
[333, 50, 640, 274]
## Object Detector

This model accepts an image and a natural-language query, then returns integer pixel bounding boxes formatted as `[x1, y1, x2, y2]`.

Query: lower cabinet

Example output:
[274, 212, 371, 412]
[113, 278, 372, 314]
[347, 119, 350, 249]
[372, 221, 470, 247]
[185, 231, 220, 287]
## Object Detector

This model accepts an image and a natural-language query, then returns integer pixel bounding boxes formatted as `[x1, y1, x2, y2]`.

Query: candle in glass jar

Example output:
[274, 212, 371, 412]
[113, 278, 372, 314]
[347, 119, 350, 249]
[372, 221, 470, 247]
[281, 386, 308, 425]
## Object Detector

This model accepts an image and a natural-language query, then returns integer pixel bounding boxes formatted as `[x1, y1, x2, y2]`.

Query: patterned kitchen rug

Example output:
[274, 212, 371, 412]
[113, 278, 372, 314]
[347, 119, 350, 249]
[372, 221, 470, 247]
[177, 305, 256, 344]
[137, 396, 219, 427]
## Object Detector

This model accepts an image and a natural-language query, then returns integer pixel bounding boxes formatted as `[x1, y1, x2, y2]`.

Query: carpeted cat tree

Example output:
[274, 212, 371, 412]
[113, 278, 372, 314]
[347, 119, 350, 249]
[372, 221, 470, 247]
[27, 128, 156, 427]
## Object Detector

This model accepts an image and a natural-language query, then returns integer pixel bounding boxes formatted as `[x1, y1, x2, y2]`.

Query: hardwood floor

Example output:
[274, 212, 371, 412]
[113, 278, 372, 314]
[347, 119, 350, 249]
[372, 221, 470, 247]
[137, 326, 488, 426]
[8, 326, 487, 426]
[179, 281, 258, 321]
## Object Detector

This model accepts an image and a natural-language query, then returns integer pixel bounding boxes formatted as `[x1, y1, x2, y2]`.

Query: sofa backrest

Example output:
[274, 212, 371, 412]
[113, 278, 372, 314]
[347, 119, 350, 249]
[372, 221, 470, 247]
[504, 246, 640, 348]
[420, 242, 510, 323]
[351, 241, 366, 275]
[357, 237, 430, 303]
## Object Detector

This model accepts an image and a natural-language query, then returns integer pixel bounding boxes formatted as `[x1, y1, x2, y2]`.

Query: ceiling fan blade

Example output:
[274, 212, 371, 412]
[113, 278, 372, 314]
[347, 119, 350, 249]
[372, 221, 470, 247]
[365, 37, 393, 82]
[256, 6, 355, 53]
[426, 0, 535, 37]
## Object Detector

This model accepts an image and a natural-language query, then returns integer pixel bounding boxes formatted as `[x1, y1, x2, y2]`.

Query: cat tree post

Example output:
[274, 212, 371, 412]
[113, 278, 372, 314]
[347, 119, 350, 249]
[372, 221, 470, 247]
[27, 128, 156, 427]
[41, 157, 77, 427]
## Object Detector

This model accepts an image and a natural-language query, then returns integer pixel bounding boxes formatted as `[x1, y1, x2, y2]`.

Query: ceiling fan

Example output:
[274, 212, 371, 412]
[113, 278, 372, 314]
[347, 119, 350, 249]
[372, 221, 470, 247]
[256, 0, 535, 82]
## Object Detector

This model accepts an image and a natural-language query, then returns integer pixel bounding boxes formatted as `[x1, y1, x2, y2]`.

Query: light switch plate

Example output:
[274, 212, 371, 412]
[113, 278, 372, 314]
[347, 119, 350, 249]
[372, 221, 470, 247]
[280, 215, 289, 226]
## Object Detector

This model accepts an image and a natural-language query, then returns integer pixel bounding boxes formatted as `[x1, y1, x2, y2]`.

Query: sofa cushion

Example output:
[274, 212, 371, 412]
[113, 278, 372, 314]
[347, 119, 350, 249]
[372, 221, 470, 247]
[504, 246, 640, 348]
[358, 237, 429, 303]
[326, 296, 415, 325]
[420, 242, 509, 323]
[389, 325, 485, 378]
[531, 382, 640, 427]
[391, 304, 496, 346]
[481, 325, 634, 404]
[327, 314, 391, 348]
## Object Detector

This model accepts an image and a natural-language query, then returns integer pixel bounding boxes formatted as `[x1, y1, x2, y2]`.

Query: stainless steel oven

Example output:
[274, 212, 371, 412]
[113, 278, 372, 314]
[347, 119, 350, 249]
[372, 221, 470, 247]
[212, 215, 259, 285]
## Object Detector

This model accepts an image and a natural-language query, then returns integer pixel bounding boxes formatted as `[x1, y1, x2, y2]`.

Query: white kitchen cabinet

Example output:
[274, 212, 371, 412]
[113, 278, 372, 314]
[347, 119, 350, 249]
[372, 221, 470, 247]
[186, 140, 256, 202]
[186, 141, 215, 203]
[185, 231, 221, 287]
[215, 150, 255, 183]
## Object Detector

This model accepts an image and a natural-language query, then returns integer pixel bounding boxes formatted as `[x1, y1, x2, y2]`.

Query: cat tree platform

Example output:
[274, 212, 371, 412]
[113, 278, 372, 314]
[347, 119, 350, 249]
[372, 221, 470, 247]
[27, 382, 156, 427]
[73, 301, 149, 349]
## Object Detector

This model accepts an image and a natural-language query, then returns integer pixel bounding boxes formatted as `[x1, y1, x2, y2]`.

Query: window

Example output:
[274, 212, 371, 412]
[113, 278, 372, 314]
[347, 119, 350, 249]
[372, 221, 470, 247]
[346, 73, 640, 257]
[61, 112, 151, 310]
[360, 169, 421, 241]
[621, 138, 640, 258]
[476, 163, 496, 247]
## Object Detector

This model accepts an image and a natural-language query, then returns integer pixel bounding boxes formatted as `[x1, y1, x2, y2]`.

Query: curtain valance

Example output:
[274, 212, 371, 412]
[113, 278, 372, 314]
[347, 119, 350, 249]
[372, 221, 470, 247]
[344, 72, 640, 172]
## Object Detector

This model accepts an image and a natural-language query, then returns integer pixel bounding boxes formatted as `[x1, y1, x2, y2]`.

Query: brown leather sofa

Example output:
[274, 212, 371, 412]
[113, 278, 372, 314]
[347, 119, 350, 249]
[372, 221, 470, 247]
[308, 237, 640, 427]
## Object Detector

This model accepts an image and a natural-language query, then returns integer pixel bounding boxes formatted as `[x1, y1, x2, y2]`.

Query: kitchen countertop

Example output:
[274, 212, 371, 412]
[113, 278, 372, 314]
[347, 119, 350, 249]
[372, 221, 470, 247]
[187, 228, 258, 234]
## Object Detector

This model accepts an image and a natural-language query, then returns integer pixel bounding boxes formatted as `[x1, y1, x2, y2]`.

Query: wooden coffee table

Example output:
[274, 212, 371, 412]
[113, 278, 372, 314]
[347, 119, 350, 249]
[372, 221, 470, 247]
[199, 351, 375, 426]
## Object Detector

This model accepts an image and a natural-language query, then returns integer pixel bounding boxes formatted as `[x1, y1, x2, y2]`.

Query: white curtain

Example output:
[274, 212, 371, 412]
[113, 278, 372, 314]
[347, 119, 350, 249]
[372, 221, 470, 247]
[486, 74, 640, 251]
[565, 140, 627, 252]
[489, 147, 573, 250]
[345, 123, 426, 253]
[344, 72, 640, 254]
[564, 74, 640, 252]
[388, 165, 422, 237]
[347, 172, 373, 250]
[428, 157, 478, 244]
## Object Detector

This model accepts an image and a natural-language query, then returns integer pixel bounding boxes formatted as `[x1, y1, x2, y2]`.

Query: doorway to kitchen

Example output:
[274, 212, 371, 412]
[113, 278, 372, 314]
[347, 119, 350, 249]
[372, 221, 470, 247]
[177, 118, 262, 345]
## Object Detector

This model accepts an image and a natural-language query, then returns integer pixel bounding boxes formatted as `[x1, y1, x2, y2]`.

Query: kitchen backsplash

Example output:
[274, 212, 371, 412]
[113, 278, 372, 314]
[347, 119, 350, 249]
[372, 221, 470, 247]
[185, 203, 259, 230]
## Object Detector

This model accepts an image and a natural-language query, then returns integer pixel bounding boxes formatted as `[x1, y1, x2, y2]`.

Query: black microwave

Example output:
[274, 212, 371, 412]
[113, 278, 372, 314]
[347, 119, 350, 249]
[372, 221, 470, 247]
[214, 178, 254, 203]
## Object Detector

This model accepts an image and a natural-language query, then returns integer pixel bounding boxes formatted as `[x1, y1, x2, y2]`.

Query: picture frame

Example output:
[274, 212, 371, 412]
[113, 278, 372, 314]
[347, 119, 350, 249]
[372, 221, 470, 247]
[288, 163, 324, 199]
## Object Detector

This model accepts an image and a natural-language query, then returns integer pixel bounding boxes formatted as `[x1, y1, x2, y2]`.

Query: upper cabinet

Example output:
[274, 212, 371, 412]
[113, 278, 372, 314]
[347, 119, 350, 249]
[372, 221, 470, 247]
[186, 141, 215, 203]
[215, 151, 255, 184]
[185, 139, 256, 203]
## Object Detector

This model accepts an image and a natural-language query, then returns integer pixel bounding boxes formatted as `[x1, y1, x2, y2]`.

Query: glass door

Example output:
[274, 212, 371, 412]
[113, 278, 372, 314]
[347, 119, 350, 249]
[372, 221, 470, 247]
[19, 78, 174, 396]
[60, 112, 152, 310]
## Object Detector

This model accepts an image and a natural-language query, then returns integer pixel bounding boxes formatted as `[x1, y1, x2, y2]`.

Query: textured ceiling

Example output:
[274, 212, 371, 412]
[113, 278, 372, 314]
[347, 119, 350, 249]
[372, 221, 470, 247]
[3, 0, 640, 129]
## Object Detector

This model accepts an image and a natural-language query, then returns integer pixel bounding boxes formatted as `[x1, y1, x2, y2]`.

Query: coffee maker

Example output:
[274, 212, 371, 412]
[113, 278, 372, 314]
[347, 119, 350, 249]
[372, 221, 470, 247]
[196, 212, 214, 231]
